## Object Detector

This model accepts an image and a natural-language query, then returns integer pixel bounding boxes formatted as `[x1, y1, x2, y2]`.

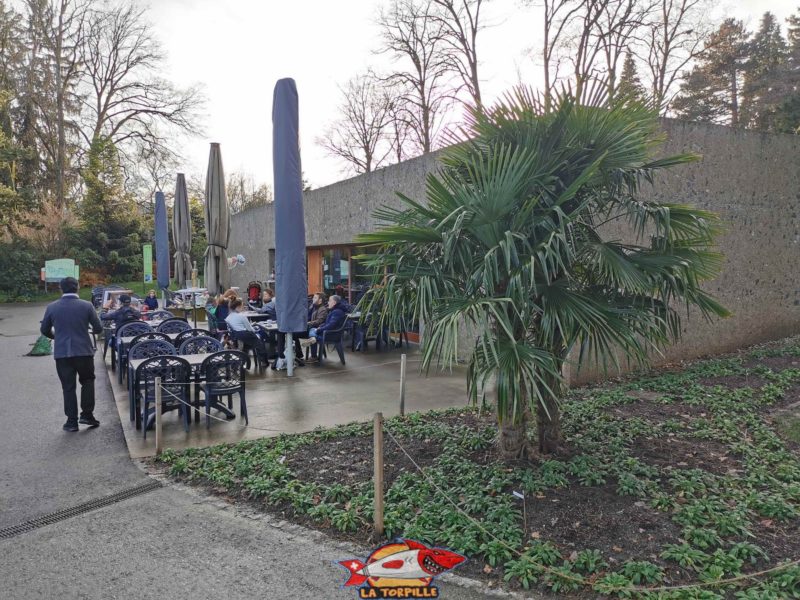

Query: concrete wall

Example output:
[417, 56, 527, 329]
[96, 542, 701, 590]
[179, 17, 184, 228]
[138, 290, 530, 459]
[229, 119, 800, 382]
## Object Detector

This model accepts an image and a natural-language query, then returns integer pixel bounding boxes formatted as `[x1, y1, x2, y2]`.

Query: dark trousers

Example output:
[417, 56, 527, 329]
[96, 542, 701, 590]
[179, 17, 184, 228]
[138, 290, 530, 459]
[55, 356, 96, 423]
[277, 332, 305, 360]
[233, 331, 269, 358]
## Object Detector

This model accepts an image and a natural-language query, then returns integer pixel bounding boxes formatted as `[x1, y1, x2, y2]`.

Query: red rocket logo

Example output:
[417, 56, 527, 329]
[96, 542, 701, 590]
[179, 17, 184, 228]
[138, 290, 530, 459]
[338, 538, 465, 598]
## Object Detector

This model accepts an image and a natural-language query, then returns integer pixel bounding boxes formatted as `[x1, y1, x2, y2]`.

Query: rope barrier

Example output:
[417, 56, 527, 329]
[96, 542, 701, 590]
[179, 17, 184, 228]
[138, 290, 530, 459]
[142, 357, 800, 594]
[381, 424, 800, 595]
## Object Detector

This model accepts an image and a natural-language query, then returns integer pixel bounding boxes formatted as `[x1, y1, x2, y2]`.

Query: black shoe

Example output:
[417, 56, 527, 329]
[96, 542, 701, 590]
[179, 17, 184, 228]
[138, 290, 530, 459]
[79, 415, 100, 428]
[63, 421, 79, 432]
[296, 359, 305, 367]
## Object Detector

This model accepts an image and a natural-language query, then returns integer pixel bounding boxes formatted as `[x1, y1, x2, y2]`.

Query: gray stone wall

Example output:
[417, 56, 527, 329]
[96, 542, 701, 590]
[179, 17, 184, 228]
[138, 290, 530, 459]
[229, 119, 800, 383]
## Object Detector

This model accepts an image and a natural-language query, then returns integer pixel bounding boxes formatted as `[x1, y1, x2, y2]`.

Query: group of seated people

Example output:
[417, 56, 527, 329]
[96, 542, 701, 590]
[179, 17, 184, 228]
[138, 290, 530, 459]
[206, 287, 352, 370]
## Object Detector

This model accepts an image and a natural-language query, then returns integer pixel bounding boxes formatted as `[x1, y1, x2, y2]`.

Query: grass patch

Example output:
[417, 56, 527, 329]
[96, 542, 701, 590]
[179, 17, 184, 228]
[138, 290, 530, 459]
[154, 337, 800, 599]
[1, 280, 162, 304]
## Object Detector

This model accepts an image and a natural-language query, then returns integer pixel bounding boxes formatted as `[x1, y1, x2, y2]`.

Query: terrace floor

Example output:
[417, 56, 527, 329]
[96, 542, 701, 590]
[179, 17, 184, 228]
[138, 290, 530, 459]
[106, 338, 473, 458]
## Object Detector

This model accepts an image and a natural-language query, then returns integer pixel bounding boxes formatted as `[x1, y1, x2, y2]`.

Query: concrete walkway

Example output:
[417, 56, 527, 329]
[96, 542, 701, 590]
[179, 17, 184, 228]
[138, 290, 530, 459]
[0, 302, 513, 600]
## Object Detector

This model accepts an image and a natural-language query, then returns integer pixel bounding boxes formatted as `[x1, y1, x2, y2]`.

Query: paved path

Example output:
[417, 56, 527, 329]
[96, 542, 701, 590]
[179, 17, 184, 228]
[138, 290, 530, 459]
[0, 303, 511, 599]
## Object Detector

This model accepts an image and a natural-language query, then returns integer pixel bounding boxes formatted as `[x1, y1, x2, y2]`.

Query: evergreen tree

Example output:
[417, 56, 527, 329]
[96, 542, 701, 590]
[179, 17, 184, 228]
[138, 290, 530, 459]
[78, 137, 143, 279]
[616, 52, 646, 105]
[672, 19, 750, 126]
[741, 12, 789, 130]
[771, 9, 800, 133]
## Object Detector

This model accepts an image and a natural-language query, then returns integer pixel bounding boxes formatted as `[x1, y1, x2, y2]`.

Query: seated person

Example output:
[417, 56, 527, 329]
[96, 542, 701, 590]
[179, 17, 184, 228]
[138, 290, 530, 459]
[304, 293, 328, 360]
[143, 290, 159, 311]
[301, 294, 348, 352]
[101, 294, 141, 331]
[224, 299, 269, 362]
[253, 288, 276, 319]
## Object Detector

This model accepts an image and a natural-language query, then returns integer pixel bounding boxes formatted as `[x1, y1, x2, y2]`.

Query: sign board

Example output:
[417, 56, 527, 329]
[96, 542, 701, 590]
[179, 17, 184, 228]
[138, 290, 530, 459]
[44, 258, 78, 283]
[143, 244, 153, 284]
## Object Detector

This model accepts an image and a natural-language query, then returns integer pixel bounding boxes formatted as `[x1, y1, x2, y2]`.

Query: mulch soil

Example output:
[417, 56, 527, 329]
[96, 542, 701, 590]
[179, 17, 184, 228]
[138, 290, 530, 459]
[156, 338, 800, 598]
[630, 435, 742, 476]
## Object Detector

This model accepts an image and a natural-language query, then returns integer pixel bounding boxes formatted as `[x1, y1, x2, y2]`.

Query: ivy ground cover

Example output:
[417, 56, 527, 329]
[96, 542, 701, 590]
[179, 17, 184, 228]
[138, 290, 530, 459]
[154, 337, 800, 599]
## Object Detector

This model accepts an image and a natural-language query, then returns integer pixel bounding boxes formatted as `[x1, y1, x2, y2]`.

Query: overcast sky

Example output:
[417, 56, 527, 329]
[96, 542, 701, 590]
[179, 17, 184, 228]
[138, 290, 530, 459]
[137, 0, 799, 192]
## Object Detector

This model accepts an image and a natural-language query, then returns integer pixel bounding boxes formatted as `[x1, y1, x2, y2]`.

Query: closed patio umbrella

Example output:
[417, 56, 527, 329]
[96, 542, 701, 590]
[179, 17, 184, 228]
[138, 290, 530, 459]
[154, 191, 170, 291]
[172, 173, 192, 289]
[204, 143, 230, 295]
[273, 78, 307, 377]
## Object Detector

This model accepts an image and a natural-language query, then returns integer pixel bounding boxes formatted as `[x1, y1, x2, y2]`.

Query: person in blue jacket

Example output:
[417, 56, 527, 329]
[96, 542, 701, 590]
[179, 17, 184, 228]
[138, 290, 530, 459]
[143, 290, 159, 310]
[307, 294, 348, 343]
[40, 277, 104, 432]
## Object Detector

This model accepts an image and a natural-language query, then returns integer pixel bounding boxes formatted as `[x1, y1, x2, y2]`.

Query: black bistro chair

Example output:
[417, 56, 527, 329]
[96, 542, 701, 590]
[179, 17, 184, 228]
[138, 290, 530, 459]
[178, 335, 222, 355]
[114, 321, 154, 381]
[174, 328, 211, 348]
[122, 332, 172, 384]
[157, 318, 191, 334]
[228, 330, 266, 374]
[134, 355, 191, 437]
[317, 321, 348, 366]
[352, 312, 389, 352]
[198, 351, 248, 429]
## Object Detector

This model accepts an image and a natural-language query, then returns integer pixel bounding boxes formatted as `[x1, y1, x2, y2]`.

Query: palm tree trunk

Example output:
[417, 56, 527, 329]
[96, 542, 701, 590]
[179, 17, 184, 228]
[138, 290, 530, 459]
[497, 382, 531, 460]
[536, 394, 561, 454]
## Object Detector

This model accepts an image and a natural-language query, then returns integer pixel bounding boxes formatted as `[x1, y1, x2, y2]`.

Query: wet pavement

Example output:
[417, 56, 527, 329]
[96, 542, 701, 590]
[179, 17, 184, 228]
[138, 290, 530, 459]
[108, 327, 473, 458]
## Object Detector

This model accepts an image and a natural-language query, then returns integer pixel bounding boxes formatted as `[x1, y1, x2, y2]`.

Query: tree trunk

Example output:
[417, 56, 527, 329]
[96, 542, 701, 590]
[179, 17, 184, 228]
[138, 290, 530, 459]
[498, 416, 529, 460]
[536, 393, 562, 454]
[496, 381, 532, 460]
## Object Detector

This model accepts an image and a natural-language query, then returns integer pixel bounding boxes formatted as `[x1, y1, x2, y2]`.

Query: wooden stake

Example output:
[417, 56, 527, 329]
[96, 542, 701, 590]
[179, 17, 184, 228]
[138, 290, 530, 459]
[373, 412, 384, 536]
[155, 376, 162, 456]
[399, 354, 407, 416]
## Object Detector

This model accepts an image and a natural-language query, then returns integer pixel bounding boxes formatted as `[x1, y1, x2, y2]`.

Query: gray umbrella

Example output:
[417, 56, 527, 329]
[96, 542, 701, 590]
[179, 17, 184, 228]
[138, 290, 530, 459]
[172, 173, 192, 288]
[273, 78, 307, 333]
[154, 191, 170, 290]
[273, 79, 307, 377]
[204, 143, 230, 295]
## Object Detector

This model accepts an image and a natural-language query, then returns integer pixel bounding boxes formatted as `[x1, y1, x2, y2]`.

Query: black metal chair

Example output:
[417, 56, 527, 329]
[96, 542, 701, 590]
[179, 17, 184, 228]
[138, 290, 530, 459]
[174, 328, 210, 348]
[115, 321, 154, 382]
[317, 321, 348, 366]
[134, 355, 191, 437]
[127, 339, 177, 423]
[352, 312, 389, 352]
[179, 335, 222, 355]
[199, 351, 248, 429]
[228, 330, 266, 374]
[121, 332, 172, 383]
[157, 318, 191, 334]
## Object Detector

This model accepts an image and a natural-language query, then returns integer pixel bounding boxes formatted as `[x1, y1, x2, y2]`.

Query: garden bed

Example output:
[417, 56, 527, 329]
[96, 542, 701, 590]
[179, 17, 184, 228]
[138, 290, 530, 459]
[153, 336, 800, 598]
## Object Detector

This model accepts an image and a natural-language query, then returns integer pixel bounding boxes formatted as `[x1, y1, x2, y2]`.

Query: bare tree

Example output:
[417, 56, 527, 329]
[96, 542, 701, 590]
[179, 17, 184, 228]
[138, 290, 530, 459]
[317, 74, 394, 175]
[79, 2, 203, 174]
[535, 0, 584, 109]
[227, 171, 273, 215]
[430, 0, 487, 109]
[376, 0, 453, 155]
[644, 0, 715, 111]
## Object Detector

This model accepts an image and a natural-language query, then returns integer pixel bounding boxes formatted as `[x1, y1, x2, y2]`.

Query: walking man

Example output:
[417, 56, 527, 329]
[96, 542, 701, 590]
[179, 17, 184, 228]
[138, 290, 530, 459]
[40, 277, 104, 432]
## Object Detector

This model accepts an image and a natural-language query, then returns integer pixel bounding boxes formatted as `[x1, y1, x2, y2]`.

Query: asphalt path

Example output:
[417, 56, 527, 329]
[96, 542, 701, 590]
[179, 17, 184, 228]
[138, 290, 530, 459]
[0, 302, 511, 600]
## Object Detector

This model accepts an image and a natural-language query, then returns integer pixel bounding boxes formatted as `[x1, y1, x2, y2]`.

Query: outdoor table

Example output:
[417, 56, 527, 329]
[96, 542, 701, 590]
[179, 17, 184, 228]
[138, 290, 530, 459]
[128, 352, 235, 430]
[241, 310, 271, 322]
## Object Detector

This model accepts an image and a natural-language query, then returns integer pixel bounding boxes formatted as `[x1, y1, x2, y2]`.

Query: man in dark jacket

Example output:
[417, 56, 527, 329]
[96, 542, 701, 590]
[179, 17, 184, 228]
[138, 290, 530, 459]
[40, 277, 104, 432]
[100, 294, 141, 330]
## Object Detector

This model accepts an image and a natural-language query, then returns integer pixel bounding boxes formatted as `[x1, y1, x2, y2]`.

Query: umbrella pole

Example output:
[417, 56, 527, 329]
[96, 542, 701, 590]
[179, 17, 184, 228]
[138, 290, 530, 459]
[286, 332, 294, 377]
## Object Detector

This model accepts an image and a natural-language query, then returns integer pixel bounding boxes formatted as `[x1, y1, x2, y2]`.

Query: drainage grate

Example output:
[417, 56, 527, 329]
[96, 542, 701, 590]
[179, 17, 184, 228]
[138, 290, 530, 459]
[0, 479, 162, 540]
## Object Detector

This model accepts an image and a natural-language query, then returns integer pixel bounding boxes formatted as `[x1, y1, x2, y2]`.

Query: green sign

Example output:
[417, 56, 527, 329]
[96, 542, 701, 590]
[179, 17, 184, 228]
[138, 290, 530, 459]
[143, 244, 153, 283]
[44, 258, 78, 282]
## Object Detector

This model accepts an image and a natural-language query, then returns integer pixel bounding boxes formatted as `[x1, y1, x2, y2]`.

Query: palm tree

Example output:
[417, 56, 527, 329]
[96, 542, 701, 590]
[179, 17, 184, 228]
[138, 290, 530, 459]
[356, 87, 729, 459]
